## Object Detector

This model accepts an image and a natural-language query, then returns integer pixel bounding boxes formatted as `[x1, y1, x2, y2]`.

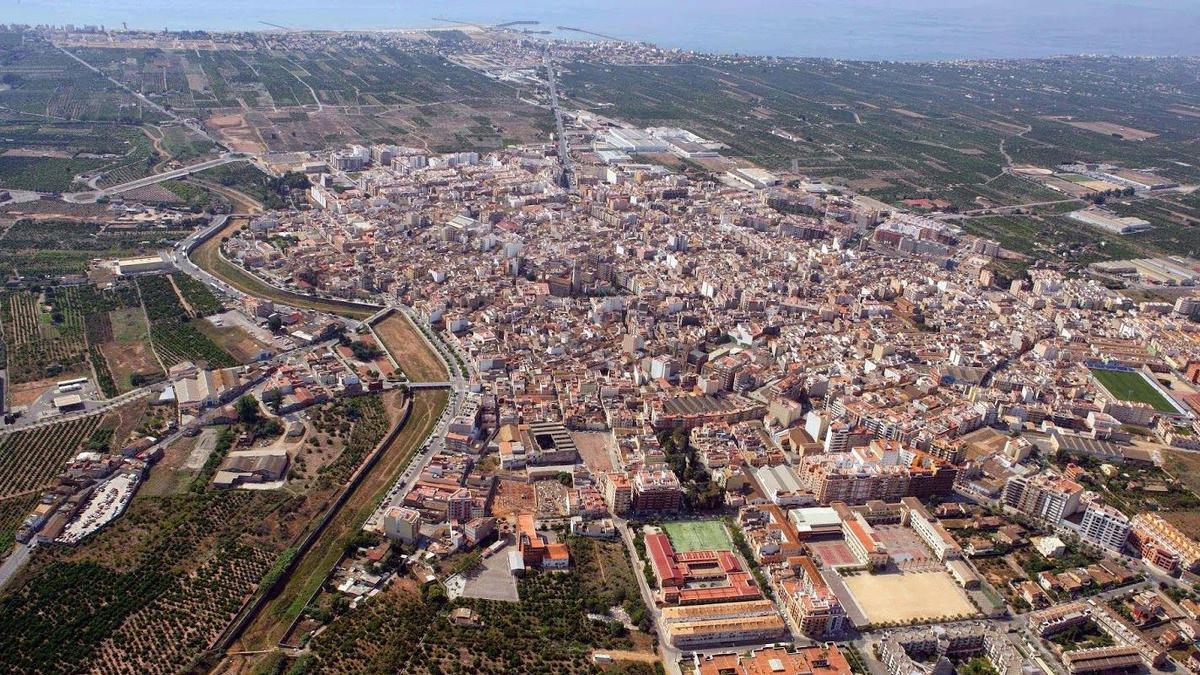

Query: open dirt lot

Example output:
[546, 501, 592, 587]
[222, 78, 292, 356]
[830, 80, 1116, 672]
[206, 113, 266, 154]
[574, 431, 615, 472]
[372, 312, 447, 382]
[7, 378, 56, 408]
[492, 478, 535, 519]
[1061, 119, 1158, 141]
[105, 307, 162, 390]
[841, 570, 976, 624]
[196, 316, 269, 363]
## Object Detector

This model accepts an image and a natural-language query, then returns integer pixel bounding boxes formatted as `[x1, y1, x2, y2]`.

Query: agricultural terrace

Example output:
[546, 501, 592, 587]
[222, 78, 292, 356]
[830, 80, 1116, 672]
[1, 287, 89, 384]
[136, 274, 237, 369]
[0, 219, 198, 279]
[372, 311, 449, 383]
[170, 272, 224, 317]
[0, 489, 295, 673]
[189, 217, 377, 320]
[661, 520, 731, 552]
[0, 123, 162, 193]
[0, 493, 37, 553]
[1090, 367, 1180, 413]
[1, 281, 157, 395]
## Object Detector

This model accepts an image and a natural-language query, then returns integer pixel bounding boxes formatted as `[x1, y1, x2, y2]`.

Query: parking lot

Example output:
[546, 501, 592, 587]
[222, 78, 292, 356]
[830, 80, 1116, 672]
[460, 541, 520, 602]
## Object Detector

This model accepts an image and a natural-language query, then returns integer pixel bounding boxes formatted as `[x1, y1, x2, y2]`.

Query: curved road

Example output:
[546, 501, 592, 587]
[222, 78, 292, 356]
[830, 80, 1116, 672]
[63, 155, 248, 203]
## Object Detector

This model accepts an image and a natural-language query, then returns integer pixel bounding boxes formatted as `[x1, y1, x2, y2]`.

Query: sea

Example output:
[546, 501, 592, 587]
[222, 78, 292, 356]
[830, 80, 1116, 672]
[6, 0, 1200, 62]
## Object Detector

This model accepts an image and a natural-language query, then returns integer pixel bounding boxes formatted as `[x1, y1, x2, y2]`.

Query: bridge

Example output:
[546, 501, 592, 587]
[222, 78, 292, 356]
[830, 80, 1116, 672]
[62, 155, 248, 203]
[407, 381, 453, 390]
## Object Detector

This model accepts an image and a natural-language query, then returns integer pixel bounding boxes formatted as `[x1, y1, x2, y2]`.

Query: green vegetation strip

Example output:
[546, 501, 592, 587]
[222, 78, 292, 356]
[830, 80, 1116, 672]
[242, 390, 447, 649]
[189, 219, 377, 320]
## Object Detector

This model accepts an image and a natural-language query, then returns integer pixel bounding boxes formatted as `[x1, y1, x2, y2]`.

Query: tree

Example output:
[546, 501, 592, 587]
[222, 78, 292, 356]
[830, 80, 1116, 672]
[235, 395, 261, 424]
[267, 314, 283, 332]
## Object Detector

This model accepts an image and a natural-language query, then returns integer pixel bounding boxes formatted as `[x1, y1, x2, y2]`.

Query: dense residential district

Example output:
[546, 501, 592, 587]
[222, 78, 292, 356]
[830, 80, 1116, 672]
[6, 20, 1200, 675]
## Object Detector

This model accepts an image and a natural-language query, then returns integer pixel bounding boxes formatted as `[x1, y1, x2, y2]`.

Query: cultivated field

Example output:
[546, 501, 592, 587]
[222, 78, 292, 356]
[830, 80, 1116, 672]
[137, 274, 237, 369]
[841, 570, 976, 625]
[661, 520, 730, 552]
[0, 405, 132, 496]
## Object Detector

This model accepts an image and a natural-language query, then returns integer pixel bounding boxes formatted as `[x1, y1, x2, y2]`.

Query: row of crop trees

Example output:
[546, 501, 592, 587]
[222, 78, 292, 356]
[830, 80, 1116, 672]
[0, 414, 102, 499]
[137, 275, 236, 368]
[0, 284, 137, 389]
[0, 488, 292, 673]
[310, 539, 645, 674]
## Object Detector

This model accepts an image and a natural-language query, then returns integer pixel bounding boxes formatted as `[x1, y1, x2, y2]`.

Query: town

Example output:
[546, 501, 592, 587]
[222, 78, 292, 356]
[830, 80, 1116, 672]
[3, 17, 1200, 675]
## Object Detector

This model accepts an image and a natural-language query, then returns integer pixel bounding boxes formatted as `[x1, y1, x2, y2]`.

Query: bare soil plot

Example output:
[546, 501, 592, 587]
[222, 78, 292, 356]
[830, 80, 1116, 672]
[1164, 450, 1200, 500]
[841, 570, 976, 624]
[372, 312, 447, 382]
[7, 378, 56, 408]
[102, 397, 151, 449]
[195, 317, 269, 362]
[574, 431, 614, 472]
[205, 113, 266, 154]
[492, 478, 535, 518]
[103, 307, 162, 390]
[1054, 118, 1158, 141]
[139, 434, 198, 496]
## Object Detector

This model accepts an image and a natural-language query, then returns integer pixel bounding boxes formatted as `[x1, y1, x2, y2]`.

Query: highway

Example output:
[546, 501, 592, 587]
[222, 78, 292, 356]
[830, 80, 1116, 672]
[542, 50, 575, 192]
[171, 215, 248, 302]
[62, 155, 247, 203]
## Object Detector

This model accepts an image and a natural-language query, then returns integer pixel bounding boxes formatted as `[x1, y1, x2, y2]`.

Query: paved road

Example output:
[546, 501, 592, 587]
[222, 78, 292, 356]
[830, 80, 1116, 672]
[615, 519, 683, 675]
[0, 543, 30, 591]
[173, 215, 250, 301]
[63, 155, 247, 203]
[364, 308, 472, 530]
[542, 50, 574, 192]
[57, 45, 221, 148]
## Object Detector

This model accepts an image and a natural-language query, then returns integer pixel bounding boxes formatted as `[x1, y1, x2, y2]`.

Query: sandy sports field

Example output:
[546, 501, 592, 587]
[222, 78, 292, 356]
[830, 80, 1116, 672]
[842, 570, 975, 624]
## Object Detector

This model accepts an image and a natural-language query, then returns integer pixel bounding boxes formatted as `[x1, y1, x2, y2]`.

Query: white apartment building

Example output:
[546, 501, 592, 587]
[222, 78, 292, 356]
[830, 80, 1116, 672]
[1003, 472, 1083, 523]
[1078, 500, 1131, 552]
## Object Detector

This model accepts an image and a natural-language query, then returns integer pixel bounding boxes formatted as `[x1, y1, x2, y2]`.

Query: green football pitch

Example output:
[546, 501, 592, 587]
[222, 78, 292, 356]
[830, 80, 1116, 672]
[661, 520, 731, 552]
[1090, 368, 1177, 413]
